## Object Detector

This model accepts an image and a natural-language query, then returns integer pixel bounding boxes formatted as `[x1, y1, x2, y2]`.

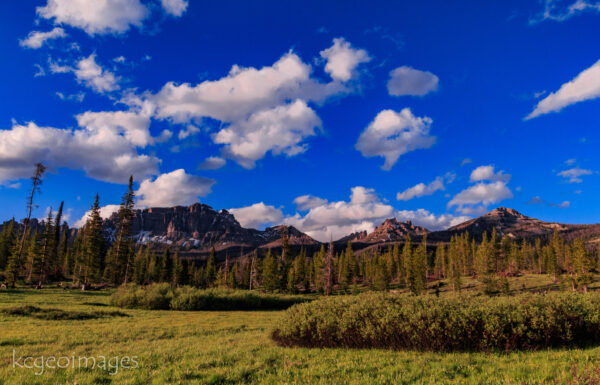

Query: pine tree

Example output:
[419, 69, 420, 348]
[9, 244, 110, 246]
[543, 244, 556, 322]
[261, 249, 279, 292]
[434, 243, 445, 279]
[12, 163, 46, 287]
[401, 234, 412, 287]
[26, 232, 41, 284]
[84, 194, 105, 283]
[37, 209, 54, 286]
[323, 239, 335, 296]
[172, 252, 183, 286]
[205, 247, 217, 287]
[48, 201, 64, 279]
[159, 248, 173, 283]
[0, 219, 16, 271]
[106, 176, 135, 285]
[313, 245, 325, 293]
[408, 235, 427, 295]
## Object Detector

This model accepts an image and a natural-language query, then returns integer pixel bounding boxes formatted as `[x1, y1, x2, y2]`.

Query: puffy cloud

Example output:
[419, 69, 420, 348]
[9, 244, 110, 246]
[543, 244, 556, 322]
[526, 59, 600, 119]
[530, 0, 600, 23]
[160, 0, 188, 17]
[143, 39, 369, 168]
[37, 0, 149, 36]
[177, 124, 200, 139]
[136, 169, 214, 208]
[285, 186, 467, 242]
[470, 165, 511, 182]
[74, 54, 120, 93]
[448, 181, 513, 214]
[355, 108, 435, 170]
[387, 66, 439, 96]
[74, 204, 120, 228]
[229, 202, 283, 229]
[213, 100, 321, 168]
[198, 156, 226, 170]
[319, 37, 370, 81]
[293, 195, 328, 211]
[396, 175, 449, 201]
[19, 27, 66, 49]
[0, 121, 159, 184]
[557, 167, 593, 183]
[151, 52, 313, 123]
[76, 110, 153, 147]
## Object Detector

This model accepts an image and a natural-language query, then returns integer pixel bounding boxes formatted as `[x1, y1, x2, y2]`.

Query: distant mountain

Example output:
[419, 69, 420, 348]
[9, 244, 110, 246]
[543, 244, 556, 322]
[3, 205, 598, 262]
[429, 207, 600, 244]
[100, 203, 319, 259]
[338, 218, 428, 245]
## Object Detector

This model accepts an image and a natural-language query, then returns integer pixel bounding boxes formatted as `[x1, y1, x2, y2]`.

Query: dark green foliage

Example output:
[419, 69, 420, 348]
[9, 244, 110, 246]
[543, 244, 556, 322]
[272, 292, 600, 352]
[109, 283, 308, 311]
[1, 305, 128, 320]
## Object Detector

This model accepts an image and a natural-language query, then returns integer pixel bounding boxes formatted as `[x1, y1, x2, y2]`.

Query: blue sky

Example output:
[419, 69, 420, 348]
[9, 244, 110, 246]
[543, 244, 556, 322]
[1, 0, 599, 241]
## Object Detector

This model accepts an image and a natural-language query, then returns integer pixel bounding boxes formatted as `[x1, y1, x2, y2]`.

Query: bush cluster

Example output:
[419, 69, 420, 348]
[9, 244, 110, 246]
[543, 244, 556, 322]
[109, 283, 309, 311]
[271, 292, 600, 351]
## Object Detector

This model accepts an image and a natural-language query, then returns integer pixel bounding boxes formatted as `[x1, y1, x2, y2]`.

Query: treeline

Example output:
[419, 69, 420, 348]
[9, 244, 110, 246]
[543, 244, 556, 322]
[1, 163, 598, 295]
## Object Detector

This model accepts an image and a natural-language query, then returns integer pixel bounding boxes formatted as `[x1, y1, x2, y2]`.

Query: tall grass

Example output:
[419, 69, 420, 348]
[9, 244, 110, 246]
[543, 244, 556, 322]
[272, 292, 600, 351]
[109, 283, 309, 311]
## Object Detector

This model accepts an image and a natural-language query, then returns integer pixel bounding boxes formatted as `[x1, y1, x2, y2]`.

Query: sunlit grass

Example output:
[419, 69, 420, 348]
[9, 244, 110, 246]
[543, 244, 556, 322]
[1, 279, 600, 384]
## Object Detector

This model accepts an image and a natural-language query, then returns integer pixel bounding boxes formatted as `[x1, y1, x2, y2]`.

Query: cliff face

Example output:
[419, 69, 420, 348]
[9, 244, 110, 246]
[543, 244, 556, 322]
[101, 203, 319, 253]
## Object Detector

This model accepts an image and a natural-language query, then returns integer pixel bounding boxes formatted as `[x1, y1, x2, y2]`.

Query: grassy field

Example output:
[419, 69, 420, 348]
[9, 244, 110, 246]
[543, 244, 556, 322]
[2, 277, 600, 384]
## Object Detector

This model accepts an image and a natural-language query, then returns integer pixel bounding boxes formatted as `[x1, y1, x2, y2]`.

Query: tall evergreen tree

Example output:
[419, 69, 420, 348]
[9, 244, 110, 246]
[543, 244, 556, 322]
[84, 194, 105, 283]
[0, 219, 16, 271]
[12, 163, 46, 287]
[105, 176, 135, 284]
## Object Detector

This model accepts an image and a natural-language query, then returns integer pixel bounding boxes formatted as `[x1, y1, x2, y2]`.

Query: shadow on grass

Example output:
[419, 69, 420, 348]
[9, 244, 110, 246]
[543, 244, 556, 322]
[1, 305, 129, 320]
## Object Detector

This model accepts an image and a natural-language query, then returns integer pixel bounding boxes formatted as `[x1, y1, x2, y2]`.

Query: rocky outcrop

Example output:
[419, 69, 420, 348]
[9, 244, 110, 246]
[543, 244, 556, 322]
[100, 203, 319, 254]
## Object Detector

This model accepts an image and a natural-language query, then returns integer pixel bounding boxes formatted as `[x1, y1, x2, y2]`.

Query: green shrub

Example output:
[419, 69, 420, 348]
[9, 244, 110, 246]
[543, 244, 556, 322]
[271, 292, 600, 352]
[109, 284, 309, 311]
[1, 305, 129, 320]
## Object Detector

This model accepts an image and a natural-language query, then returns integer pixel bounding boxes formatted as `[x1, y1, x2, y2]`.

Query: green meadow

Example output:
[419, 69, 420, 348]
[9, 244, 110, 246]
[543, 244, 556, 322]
[2, 282, 600, 384]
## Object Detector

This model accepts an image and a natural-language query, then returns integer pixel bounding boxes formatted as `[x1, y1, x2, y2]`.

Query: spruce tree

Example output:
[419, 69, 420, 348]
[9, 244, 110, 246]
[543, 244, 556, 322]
[0, 219, 16, 271]
[13, 163, 46, 287]
[261, 249, 279, 292]
[159, 248, 173, 283]
[107, 176, 135, 285]
[205, 247, 217, 286]
[84, 194, 105, 282]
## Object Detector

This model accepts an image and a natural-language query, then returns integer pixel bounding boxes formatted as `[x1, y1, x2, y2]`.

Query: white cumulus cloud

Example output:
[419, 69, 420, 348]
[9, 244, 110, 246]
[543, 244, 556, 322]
[387, 66, 439, 96]
[448, 181, 513, 214]
[0, 121, 160, 184]
[397, 175, 450, 201]
[293, 195, 328, 211]
[229, 202, 283, 229]
[73, 54, 120, 93]
[74, 204, 120, 228]
[198, 156, 226, 170]
[136, 169, 214, 208]
[557, 167, 593, 183]
[213, 100, 321, 168]
[355, 108, 435, 170]
[285, 186, 468, 242]
[160, 0, 188, 16]
[526, 59, 600, 119]
[470, 165, 511, 182]
[319, 37, 370, 82]
[19, 27, 66, 49]
[37, 0, 149, 36]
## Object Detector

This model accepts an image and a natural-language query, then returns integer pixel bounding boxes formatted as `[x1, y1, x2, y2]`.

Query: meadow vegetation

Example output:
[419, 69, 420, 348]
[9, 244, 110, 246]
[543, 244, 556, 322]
[109, 283, 309, 311]
[272, 292, 600, 351]
[3, 287, 600, 384]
